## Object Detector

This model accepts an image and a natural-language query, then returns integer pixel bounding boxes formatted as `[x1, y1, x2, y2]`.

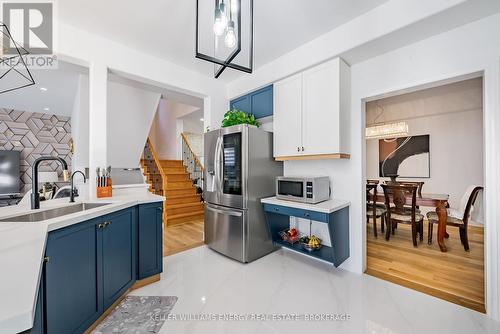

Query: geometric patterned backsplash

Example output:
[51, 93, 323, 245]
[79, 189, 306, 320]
[0, 108, 72, 194]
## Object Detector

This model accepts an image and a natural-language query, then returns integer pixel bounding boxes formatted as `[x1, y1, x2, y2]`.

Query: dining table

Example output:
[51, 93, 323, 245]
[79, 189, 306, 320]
[372, 192, 450, 252]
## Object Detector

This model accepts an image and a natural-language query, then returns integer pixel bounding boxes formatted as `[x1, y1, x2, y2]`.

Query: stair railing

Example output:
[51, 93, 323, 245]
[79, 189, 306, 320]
[143, 137, 167, 221]
[181, 132, 204, 192]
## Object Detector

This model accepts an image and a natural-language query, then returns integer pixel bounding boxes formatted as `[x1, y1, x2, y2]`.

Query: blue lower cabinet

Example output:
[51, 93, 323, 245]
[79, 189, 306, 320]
[101, 208, 137, 310]
[29, 204, 163, 333]
[138, 203, 163, 279]
[263, 204, 350, 267]
[44, 218, 102, 334]
[22, 272, 44, 334]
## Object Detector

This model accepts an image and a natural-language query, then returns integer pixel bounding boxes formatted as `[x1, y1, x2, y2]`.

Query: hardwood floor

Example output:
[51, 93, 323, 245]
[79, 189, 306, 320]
[366, 218, 485, 313]
[163, 219, 204, 256]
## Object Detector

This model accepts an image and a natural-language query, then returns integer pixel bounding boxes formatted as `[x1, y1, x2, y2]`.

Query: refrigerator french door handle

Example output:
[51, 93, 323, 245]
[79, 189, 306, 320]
[218, 135, 224, 194]
[206, 205, 242, 217]
[213, 136, 221, 192]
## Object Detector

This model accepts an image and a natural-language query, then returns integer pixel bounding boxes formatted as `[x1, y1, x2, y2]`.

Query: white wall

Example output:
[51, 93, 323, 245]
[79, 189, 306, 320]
[366, 79, 484, 215]
[106, 81, 161, 167]
[148, 99, 200, 160]
[149, 99, 177, 160]
[350, 15, 500, 320]
[57, 23, 228, 132]
[182, 117, 203, 134]
[71, 74, 89, 171]
[227, 13, 500, 320]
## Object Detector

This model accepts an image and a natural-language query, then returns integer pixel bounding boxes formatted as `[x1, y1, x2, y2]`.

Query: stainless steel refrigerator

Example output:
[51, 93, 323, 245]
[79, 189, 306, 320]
[204, 124, 283, 263]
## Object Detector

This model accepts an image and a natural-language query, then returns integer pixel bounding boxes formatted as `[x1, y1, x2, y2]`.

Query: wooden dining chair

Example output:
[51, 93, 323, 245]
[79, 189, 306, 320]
[427, 186, 483, 251]
[397, 181, 424, 198]
[386, 181, 424, 224]
[367, 179, 380, 185]
[381, 184, 424, 247]
[366, 184, 386, 237]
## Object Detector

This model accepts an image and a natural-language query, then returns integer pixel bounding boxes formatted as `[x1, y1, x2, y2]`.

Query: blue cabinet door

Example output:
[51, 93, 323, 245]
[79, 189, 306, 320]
[250, 85, 273, 119]
[138, 203, 163, 279]
[230, 85, 273, 119]
[44, 218, 102, 334]
[101, 208, 136, 310]
[230, 95, 251, 113]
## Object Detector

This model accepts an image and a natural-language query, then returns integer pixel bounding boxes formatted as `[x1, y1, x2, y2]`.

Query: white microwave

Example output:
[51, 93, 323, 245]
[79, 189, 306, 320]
[276, 176, 330, 204]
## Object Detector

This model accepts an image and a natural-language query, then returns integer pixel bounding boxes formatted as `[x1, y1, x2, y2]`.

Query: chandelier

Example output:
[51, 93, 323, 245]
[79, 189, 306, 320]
[196, 0, 253, 78]
[0, 22, 35, 94]
[365, 121, 409, 139]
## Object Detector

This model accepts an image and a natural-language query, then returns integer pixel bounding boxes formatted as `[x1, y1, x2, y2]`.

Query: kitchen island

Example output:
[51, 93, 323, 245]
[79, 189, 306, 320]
[0, 188, 164, 333]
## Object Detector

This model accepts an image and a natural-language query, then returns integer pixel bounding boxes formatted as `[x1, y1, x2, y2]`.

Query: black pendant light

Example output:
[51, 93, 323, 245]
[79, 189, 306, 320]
[196, 0, 253, 78]
[0, 22, 36, 94]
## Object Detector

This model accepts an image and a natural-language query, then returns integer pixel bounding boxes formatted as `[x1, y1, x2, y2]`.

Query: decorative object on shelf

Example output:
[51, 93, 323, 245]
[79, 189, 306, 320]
[299, 219, 322, 252]
[195, 0, 253, 78]
[366, 121, 409, 139]
[379, 135, 430, 178]
[221, 108, 260, 128]
[300, 235, 322, 252]
[0, 23, 36, 94]
[279, 228, 300, 244]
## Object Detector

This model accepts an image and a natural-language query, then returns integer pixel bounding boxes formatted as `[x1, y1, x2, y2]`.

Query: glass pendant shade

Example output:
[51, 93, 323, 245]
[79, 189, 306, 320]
[196, 0, 254, 78]
[225, 21, 236, 48]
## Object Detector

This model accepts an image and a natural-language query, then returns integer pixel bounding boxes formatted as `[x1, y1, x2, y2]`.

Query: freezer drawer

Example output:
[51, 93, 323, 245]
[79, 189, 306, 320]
[204, 203, 246, 262]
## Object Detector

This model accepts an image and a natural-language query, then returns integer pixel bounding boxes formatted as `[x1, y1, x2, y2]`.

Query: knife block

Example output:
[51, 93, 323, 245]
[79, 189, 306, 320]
[96, 178, 112, 198]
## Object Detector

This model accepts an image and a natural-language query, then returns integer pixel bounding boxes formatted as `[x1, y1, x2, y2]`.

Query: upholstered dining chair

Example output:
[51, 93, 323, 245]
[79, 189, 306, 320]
[387, 181, 425, 227]
[381, 184, 424, 247]
[427, 185, 483, 251]
[366, 184, 386, 237]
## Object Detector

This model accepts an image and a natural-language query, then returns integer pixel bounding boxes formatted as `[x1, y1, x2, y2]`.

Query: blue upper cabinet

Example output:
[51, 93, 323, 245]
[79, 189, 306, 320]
[230, 95, 251, 114]
[230, 85, 273, 119]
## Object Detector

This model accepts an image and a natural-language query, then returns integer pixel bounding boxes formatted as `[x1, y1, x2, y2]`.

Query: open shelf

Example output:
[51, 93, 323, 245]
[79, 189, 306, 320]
[274, 239, 334, 263]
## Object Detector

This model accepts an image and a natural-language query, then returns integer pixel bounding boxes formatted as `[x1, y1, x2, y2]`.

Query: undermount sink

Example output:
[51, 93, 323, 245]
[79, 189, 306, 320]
[0, 202, 112, 223]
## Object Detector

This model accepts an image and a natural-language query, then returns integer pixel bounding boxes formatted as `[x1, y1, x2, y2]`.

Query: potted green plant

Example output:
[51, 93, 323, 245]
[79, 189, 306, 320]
[221, 108, 260, 128]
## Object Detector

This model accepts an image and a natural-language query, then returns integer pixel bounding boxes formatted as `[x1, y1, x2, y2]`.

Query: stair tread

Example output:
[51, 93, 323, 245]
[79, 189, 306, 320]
[166, 193, 201, 199]
[167, 202, 203, 209]
[167, 210, 204, 219]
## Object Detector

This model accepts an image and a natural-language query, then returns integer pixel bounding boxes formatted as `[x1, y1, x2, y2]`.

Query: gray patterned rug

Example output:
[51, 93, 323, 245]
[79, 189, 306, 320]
[92, 296, 178, 334]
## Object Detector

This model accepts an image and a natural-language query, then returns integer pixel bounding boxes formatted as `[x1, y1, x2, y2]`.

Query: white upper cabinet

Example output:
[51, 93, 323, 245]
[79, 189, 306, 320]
[273, 73, 303, 158]
[273, 58, 350, 160]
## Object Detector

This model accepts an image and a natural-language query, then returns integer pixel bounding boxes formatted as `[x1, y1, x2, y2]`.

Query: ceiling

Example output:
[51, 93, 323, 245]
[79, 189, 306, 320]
[366, 77, 483, 125]
[58, 0, 389, 81]
[0, 62, 87, 116]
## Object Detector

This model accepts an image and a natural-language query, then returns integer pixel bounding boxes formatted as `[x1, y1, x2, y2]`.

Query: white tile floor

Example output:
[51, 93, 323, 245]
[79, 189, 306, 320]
[130, 246, 500, 334]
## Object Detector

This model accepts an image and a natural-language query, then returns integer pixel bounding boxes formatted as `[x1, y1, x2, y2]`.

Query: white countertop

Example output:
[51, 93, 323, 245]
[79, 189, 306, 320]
[261, 196, 350, 213]
[0, 188, 164, 333]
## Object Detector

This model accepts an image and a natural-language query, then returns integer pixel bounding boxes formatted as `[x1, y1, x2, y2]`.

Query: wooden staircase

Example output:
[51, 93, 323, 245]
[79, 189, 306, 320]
[141, 158, 203, 226]
[160, 160, 204, 226]
[141, 137, 205, 227]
